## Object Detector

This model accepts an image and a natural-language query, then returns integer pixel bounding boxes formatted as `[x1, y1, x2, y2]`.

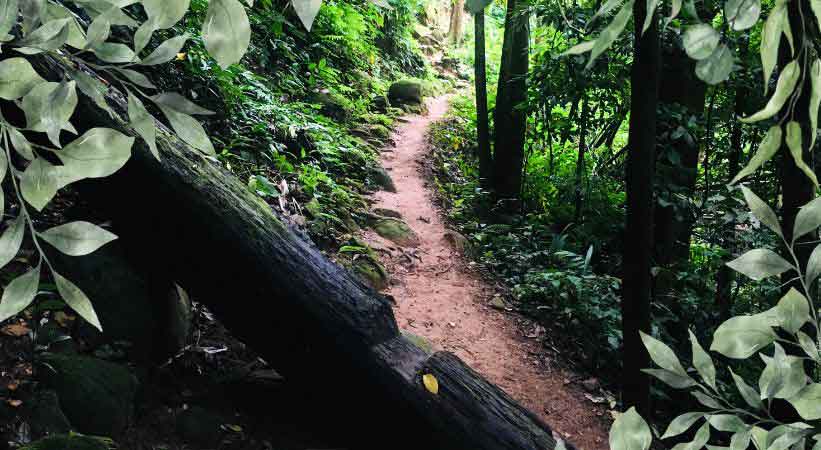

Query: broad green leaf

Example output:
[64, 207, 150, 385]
[114, 68, 156, 89]
[810, 59, 820, 150]
[292, 0, 322, 31]
[710, 313, 776, 358]
[807, 244, 821, 286]
[661, 412, 704, 439]
[92, 42, 136, 63]
[591, 0, 623, 23]
[692, 391, 722, 409]
[708, 414, 746, 433]
[767, 427, 812, 450]
[143, 0, 190, 29]
[53, 271, 101, 331]
[731, 126, 782, 184]
[0, 214, 26, 270]
[151, 92, 214, 115]
[559, 41, 594, 57]
[0, 58, 46, 100]
[127, 91, 158, 160]
[689, 330, 716, 389]
[641, 368, 698, 388]
[668, 0, 682, 23]
[640, 331, 687, 375]
[68, 68, 110, 114]
[730, 368, 764, 410]
[786, 121, 818, 186]
[740, 186, 782, 238]
[793, 196, 821, 240]
[39, 221, 117, 256]
[726, 248, 792, 281]
[751, 427, 769, 450]
[8, 127, 34, 160]
[609, 407, 652, 450]
[695, 44, 734, 85]
[57, 127, 133, 179]
[42, 3, 85, 48]
[22, 80, 78, 147]
[203, 0, 251, 68]
[775, 288, 810, 334]
[813, 0, 821, 61]
[725, 0, 760, 30]
[84, 11, 112, 49]
[759, 346, 807, 399]
[642, 0, 659, 34]
[742, 60, 800, 123]
[672, 421, 710, 450]
[761, 4, 786, 94]
[19, 18, 69, 49]
[798, 331, 820, 361]
[683, 24, 720, 60]
[586, 0, 634, 70]
[0, 0, 18, 38]
[21, 158, 60, 211]
[730, 430, 752, 450]
[0, 267, 39, 322]
[133, 20, 154, 55]
[140, 34, 188, 65]
[150, 93, 215, 154]
[789, 384, 821, 420]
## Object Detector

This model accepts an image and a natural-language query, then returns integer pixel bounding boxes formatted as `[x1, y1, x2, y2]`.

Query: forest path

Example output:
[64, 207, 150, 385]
[361, 95, 610, 450]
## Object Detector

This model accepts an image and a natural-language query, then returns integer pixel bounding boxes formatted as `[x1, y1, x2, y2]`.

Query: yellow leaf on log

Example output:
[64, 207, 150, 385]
[422, 373, 439, 395]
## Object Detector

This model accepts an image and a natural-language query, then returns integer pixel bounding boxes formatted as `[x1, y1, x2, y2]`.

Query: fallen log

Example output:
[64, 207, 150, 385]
[22, 54, 568, 450]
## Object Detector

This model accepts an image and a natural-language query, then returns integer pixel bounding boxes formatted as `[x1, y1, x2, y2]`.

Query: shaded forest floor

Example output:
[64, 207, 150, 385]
[361, 95, 610, 450]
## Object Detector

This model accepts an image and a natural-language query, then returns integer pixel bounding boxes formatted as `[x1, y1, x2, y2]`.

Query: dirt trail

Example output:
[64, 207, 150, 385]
[361, 95, 610, 450]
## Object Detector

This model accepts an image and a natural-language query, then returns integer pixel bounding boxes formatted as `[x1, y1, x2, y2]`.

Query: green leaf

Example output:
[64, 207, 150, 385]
[661, 412, 704, 439]
[68, 68, 110, 114]
[759, 345, 807, 399]
[150, 92, 214, 115]
[793, 196, 821, 240]
[786, 121, 818, 186]
[114, 68, 156, 89]
[39, 221, 117, 256]
[42, 3, 85, 48]
[203, 0, 251, 68]
[708, 414, 747, 433]
[292, 0, 322, 31]
[642, 368, 699, 388]
[640, 331, 688, 375]
[742, 59, 800, 123]
[150, 93, 215, 154]
[730, 430, 752, 450]
[609, 407, 652, 450]
[0, 57, 46, 100]
[558, 41, 594, 57]
[791, 384, 821, 420]
[739, 186, 782, 238]
[761, 4, 785, 94]
[0, 0, 19, 39]
[642, 0, 659, 34]
[133, 20, 154, 55]
[751, 427, 769, 450]
[586, 0, 634, 70]
[806, 244, 821, 286]
[142, 0, 190, 29]
[710, 313, 776, 358]
[692, 391, 722, 409]
[20, 158, 72, 211]
[56, 127, 134, 179]
[726, 248, 792, 281]
[683, 24, 720, 60]
[22, 80, 78, 147]
[797, 331, 820, 361]
[0, 267, 40, 323]
[19, 18, 70, 49]
[724, 0, 760, 30]
[53, 271, 101, 331]
[591, 0, 624, 23]
[92, 42, 137, 63]
[731, 126, 782, 184]
[140, 34, 188, 65]
[127, 91, 158, 160]
[695, 44, 734, 85]
[809, 59, 820, 150]
[0, 214, 26, 270]
[689, 330, 716, 389]
[775, 288, 810, 334]
[730, 368, 764, 410]
[8, 127, 33, 160]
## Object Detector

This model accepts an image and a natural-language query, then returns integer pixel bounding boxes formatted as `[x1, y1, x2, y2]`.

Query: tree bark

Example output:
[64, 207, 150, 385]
[448, 0, 466, 45]
[621, 2, 660, 417]
[574, 90, 589, 222]
[24, 54, 567, 450]
[475, 9, 492, 187]
[492, 0, 529, 203]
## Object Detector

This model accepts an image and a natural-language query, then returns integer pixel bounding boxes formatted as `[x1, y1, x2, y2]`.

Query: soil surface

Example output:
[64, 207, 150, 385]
[362, 95, 611, 450]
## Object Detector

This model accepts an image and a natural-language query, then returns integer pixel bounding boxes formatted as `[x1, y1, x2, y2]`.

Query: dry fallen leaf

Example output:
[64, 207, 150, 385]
[422, 373, 439, 395]
[7, 381, 19, 391]
[7, 399, 22, 407]
[1, 323, 30, 337]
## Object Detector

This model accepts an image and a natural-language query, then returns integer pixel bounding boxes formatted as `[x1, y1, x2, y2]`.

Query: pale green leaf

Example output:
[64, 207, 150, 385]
[668, 0, 682, 23]
[730, 430, 752, 450]
[740, 186, 782, 238]
[42, 3, 85, 48]
[0, 57, 46, 100]
[683, 24, 719, 60]
[133, 20, 154, 55]
[92, 42, 136, 63]
[640, 331, 688, 376]
[609, 407, 652, 450]
[786, 121, 818, 186]
[53, 271, 101, 331]
[661, 412, 704, 439]
[19, 18, 69, 49]
[743, 60, 800, 123]
[203, 0, 251, 68]
[775, 287, 810, 334]
[8, 127, 34, 160]
[20, 158, 67, 211]
[695, 44, 734, 85]
[708, 414, 747, 433]
[710, 313, 776, 358]
[558, 40, 594, 57]
[759, 345, 807, 400]
[56, 127, 134, 179]
[292, 0, 322, 31]
[156, 106, 214, 154]
[150, 92, 214, 115]
[127, 91, 158, 160]
[809, 59, 820, 150]
[730, 368, 764, 410]
[792, 196, 821, 240]
[692, 391, 722, 409]
[586, 0, 634, 70]
[0, 214, 26, 270]
[143, 0, 190, 29]
[798, 331, 820, 361]
[140, 34, 188, 65]
[22, 80, 78, 147]
[806, 244, 821, 286]
[731, 126, 782, 184]
[0, 267, 39, 323]
[689, 330, 716, 389]
[725, 0, 760, 30]
[642, 0, 659, 34]
[641, 368, 699, 388]
[751, 427, 768, 450]
[114, 68, 156, 89]
[726, 248, 792, 281]
[39, 221, 117, 256]
[68, 68, 110, 114]
[591, 0, 623, 23]
[0, 0, 19, 38]
[761, 4, 786, 94]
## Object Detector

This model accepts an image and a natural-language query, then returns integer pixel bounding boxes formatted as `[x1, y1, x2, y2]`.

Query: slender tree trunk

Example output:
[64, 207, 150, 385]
[621, 2, 660, 417]
[559, 97, 579, 148]
[448, 0, 466, 44]
[492, 0, 529, 204]
[475, 9, 492, 187]
[575, 90, 589, 222]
